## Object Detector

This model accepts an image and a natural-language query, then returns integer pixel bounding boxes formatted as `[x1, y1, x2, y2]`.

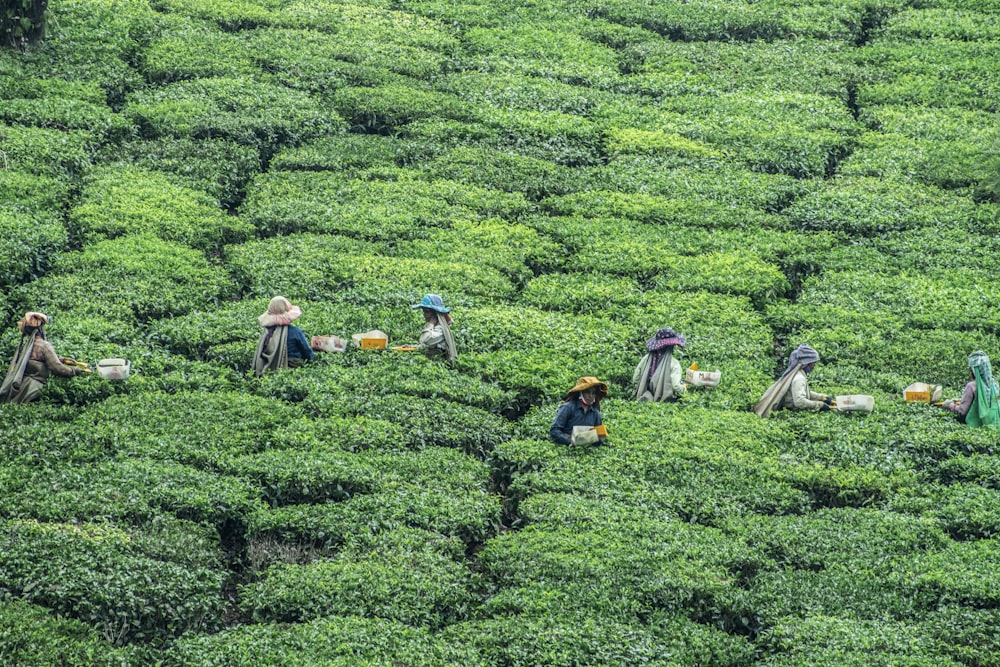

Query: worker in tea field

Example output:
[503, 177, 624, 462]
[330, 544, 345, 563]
[753, 343, 836, 417]
[943, 350, 999, 429]
[0, 312, 89, 403]
[253, 296, 314, 377]
[632, 327, 688, 402]
[550, 376, 608, 445]
[410, 294, 457, 362]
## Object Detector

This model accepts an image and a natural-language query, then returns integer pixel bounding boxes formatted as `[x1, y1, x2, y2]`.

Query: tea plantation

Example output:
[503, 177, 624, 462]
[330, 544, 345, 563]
[1, 0, 999, 664]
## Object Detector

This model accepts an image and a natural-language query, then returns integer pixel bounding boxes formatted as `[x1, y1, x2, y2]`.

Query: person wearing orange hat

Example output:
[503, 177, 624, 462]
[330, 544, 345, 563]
[253, 296, 314, 377]
[0, 312, 88, 403]
[550, 376, 608, 445]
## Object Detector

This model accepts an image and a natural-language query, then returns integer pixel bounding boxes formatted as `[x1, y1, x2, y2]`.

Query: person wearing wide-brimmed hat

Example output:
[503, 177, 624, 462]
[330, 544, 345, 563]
[410, 294, 457, 362]
[632, 327, 688, 402]
[1, 312, 88, 403]
[550, 376, 608, 445]
[944, 351, 999, 429]
[753, 343, 835, 417]
[253, 296, 314, 377]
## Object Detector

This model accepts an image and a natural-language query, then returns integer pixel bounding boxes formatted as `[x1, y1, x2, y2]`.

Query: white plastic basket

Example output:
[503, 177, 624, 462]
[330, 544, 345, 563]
[836, 394, 874, 413]
[685, 369, 722, 387]
[96, 358, 130, 381]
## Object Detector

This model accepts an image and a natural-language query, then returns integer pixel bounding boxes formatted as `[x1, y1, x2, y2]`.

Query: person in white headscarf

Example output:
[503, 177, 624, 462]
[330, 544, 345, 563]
[253, 296, 314, 377]
[632, 327, 687, 402]
[754, 344, 835, 417]
[944, 350, 999, 429]
[1, 311, 88, 403]
[410, 294, 457, 363]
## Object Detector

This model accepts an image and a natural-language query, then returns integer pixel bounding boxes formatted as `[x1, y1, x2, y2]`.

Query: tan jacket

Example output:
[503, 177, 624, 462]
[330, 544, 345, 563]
[780, 370, 826, 411]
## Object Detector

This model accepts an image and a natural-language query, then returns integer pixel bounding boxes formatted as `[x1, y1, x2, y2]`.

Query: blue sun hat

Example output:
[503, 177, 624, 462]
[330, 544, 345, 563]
[412, 294, 450, 314]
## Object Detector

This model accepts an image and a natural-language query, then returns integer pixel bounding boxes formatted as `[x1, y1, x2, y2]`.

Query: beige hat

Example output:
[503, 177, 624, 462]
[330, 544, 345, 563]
[17, 311, 48, 333]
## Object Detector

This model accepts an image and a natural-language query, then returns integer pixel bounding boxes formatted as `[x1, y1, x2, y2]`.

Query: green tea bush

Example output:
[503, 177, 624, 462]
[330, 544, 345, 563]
[591, 0, 795, 42]
[460, 24, 622, 88]
[921, 605, 1000, 667]
[0, 459, 265, 530]
[142, 20, 258, 82]
[878, 8, 1000, 41]
[596, 158, 812, 211]
[756, 614, 963, 667]
[936, 454, 1000, 488]
[269, 133, 441, 172]
[330, 83, 469, 133]
[0, 518, 226, 644]
[125, 76, 341, 155]
[0, 208, 67, 287]
[0, 124, 94, 177]
[221, 449, 374, 507]
[247, 453, 501, 546]
[397, 218, 563, 285]
[244, 28, 396, 92]
[0, 169, 72, 213]
[437, 71, 616, 115]
[240, 530, 475, 628]
[303, 392, 510, 456]
[163, 615, 482, 667]
[240, 171, 528, 239]
[442, 612, 755, 667]
[80, 390, 304, 467]
[890, 483, 1000, 540]
[148, 0, 278, 30]
[99, 137, 260, 209]
[11, 236, 238, 324]
[0, 95, 131, 142]
[68, 166, 252, 251]
[622, 39, 859, 101]
[470, 106, 604, 167]
[225, 233, 515, 303]
[542, 191, 786, 229]
[419, 146, 584, 200]
[784, 176, 986, 234]
[895, 537, 1000, 607]
[856, 39, 1000, 112]
[0, 599, 139, 666]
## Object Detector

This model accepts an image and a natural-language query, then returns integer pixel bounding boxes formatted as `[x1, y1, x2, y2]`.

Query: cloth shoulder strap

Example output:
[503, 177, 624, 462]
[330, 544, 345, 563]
[0, 332, 37, 401]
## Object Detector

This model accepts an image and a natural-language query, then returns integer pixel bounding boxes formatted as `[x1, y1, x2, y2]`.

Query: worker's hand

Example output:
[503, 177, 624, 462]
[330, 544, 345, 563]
[819, 403, 831, 412]
[822, 395, 834, 406]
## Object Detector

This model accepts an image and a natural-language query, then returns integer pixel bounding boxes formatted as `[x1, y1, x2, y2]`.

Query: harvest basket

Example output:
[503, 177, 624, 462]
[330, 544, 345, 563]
[351, 330, 388, 350]
[685, 369, 721, 387]
[96, 358, 130, 381]
[902, 382, 942, 403]
[836, 394, 874, 413]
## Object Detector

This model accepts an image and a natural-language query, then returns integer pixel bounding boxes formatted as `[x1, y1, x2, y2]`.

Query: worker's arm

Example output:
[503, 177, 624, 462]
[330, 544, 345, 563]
[549, 402, 574, 445]
[790, 372, 825, 411]
[417, 324, 445, 351]
[36, 340, 83, 377]
[286, 326, 315, 360]
[946, 381, 976, 416]
[670, 358, 687, 396]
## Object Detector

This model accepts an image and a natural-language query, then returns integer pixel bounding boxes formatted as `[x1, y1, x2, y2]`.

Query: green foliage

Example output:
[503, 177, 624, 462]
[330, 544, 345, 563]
[240, 171, 528, 240]
[241, 528, 475, 628]
[68, 166, 252, 251]
[125, 76, 342, 155]
[269, 133, 441, 172]
[0, 599, 138, 666]
[1, 0, 49, 48]
[163, 616, 482, 667]
[0, 518, 226, 644]
[330, 83, 469, 132]
[0, 208, 66, 286]
[0, 124, 94, 177]
[10, 235, 238, 324]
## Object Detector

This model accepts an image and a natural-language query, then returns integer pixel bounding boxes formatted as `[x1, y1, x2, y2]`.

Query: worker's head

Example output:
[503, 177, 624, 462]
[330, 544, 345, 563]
[968, 351, 993, 385]
[565, 376, 609, 404]
[646, 327, 686, 353]
[267, 296, 293, 315]
[803, 362, 816, 374]
[17, 311, 48, 334]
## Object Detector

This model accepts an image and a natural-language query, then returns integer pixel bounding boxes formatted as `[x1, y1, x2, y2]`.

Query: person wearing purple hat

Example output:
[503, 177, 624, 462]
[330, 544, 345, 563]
[753, 343, 835, 417]
[632, 327, 688, 402]
[410, 294, 457, 362]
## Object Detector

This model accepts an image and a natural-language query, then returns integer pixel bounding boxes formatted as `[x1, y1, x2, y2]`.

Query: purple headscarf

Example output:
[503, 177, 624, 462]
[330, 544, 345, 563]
[781, 344, 820, 378]
[646, 327, 685, 379]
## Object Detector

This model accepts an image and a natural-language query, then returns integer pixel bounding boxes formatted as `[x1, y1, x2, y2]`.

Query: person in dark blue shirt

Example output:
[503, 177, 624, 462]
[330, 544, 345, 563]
[253, 296, 315, 377]
[550, 376, 608, 445]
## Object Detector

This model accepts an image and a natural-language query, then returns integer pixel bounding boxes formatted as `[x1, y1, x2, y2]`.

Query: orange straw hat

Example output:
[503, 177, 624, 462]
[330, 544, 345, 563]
[16, 311, 48, 333]
[565, 376, 608, 401]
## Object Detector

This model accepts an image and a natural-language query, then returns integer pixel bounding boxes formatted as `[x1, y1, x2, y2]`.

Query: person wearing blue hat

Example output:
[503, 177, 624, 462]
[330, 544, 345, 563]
[410, 294, 457, 361]
[632, 327, 688, 402]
